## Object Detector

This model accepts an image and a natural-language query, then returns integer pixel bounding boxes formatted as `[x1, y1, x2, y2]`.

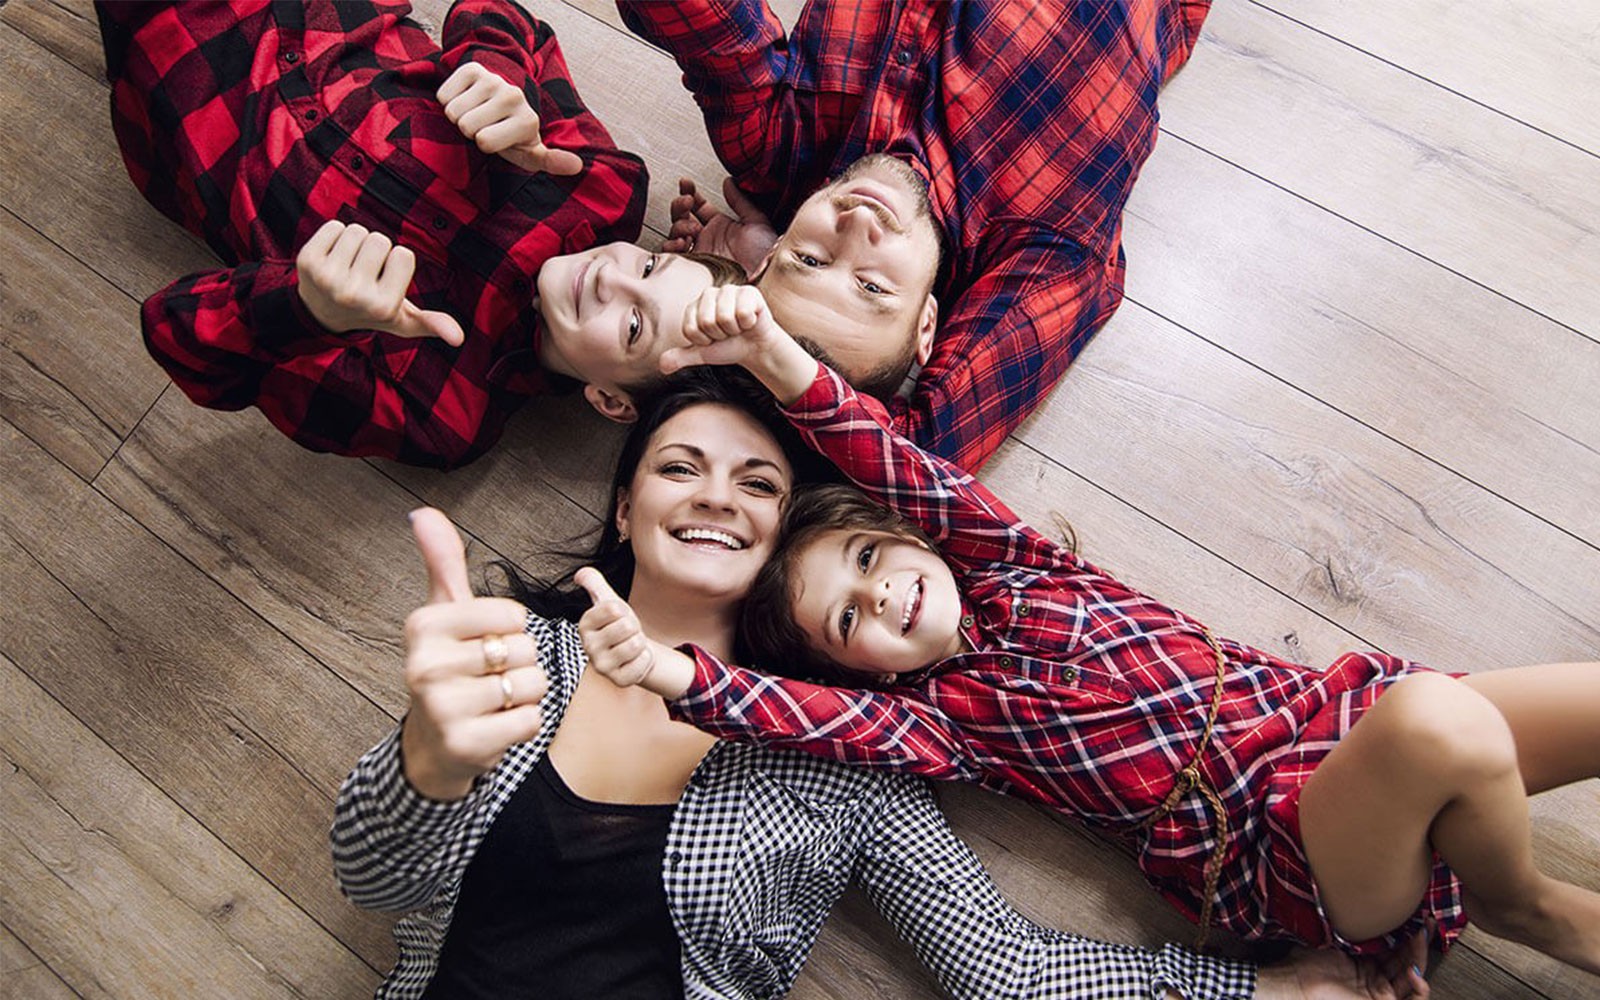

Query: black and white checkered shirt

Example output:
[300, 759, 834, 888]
[331, 614, 1257, 999]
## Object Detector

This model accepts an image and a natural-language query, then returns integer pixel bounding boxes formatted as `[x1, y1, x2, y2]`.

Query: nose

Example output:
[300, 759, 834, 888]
[593, 258, 641, 303]
[836, 202, 884, 245]
[864, 576, 891, 616]
[692, 474, 736, 512]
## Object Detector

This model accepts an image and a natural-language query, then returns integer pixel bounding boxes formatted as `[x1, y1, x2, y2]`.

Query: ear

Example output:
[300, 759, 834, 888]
[912, 293, 938, 367]
[583, 384, 639, 423]
[749, 246, 777, 284]
[614, 487, 632, 536]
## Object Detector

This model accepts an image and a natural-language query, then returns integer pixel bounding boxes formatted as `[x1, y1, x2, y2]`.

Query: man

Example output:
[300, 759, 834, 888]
[99, 0, 736, 469]
[621, 0, 1209, 470]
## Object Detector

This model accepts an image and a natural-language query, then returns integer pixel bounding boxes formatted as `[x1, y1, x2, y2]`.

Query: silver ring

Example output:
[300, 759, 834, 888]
[498, 672, 515, 712]
[482, 634, 509, 674]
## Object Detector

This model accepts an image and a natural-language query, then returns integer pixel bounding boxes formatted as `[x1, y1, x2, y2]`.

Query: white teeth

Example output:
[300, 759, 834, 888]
[901, 581, 921, 633]
[673, 528, 745, 550]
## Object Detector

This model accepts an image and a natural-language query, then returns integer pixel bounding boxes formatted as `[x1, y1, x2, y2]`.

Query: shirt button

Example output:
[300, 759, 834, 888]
[350, 154, 365, 170]
[667, 851, 684, 867]
[284, 51, 299, 64]
[999, 656, 1014, 669]
[895, 49, 913, 66]
[1016, 601, 1030, 616]
[431, 215, 448, 230]
[1064, 666, 1079, 682]
[960, 615, 975, 628]
[304, 109, 318, 122]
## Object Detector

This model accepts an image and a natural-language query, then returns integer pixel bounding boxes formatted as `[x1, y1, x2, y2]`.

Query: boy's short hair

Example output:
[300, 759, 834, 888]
[739, 483, 937, 682]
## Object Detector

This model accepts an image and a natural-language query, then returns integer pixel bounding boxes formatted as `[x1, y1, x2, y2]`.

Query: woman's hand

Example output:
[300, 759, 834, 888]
[664, 177, 777, 275]
[295, 220, 466, 345]
[661, 285, 820, 405]
[575, 568, 695, 699]
[437, 63, 583, 176]
[1253, 929, 1429, 1000]
[398, 508, 549, 801]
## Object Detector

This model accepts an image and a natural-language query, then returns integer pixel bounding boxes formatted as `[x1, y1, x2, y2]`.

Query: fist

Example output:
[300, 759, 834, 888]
[295, 220, 465, 345]
[437, 63, 583, 176]
[575, 567, 657, 688]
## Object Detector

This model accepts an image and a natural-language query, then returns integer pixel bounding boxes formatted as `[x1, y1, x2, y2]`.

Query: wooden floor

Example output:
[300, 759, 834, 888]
[3, 0, 1597, 996]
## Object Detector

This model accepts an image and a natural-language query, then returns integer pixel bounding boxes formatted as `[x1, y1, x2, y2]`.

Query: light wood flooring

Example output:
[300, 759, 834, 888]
[2, 0, 1597, 996]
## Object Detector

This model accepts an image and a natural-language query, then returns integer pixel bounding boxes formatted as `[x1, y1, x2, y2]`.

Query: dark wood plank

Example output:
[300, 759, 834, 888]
[0, 654, 378, 998]
[0, 417, 397, 973]
[0, 0, 103, 81]
[0, 207, 169, 480]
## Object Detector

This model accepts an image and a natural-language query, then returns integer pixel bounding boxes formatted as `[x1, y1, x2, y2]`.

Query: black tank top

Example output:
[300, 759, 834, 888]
[424, 755, 682, 999]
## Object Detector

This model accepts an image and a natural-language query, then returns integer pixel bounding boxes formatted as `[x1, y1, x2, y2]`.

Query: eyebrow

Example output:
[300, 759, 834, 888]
[654, 442, 787, 475]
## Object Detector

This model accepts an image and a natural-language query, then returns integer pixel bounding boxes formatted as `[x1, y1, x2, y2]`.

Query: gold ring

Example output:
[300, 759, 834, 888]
[498, 672, 515, 712]
[482, 634, 509, 674]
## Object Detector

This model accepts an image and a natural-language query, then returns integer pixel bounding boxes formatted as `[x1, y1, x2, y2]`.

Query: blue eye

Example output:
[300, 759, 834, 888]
[642, 253, 657, 278]
[839, 604, 856, 639]
[627, 311, 641, 346]
[797, 252, 822, 267]
[861, 280, 885, 294]
[856, 541, 875, 572]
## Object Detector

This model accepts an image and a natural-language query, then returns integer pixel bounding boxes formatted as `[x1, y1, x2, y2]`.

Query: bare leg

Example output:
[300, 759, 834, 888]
[1298, 672, 1600, 973]
[1461, 662, 1600, 792]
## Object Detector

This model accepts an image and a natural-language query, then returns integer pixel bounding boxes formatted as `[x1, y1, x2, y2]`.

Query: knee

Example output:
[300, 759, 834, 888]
[1376, 673, 1518, 782]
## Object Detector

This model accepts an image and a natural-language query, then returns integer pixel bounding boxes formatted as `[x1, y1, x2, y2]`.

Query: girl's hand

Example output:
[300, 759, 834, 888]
[575, 569, 696, 699]
[437, 63, 583, 176]
[398, 508, 548, 801]
[664, 177, 777, 275]
[1253, 930, 1429, 999]
[296, 221, 466, 345]
[661, 285, 820, 405]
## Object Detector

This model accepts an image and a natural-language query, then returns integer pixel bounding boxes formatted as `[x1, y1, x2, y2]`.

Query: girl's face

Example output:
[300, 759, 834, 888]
[789, 529, 964, 679]
[617, 403, 793, 605]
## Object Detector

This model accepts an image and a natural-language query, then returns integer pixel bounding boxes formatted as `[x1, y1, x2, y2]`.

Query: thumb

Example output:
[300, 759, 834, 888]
[410, 507, 474, 604]
[574, 567, 621, 607]
[533, 143, 584, 176]
[392, 301, 466, 345]
[722, 177, 770, 224]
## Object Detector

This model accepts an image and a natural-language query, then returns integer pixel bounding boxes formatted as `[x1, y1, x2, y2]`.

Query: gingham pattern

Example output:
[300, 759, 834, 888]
[101, 0, 647, 468]
[332, 613, 1256, 999]
[618, 0, 1209, 472]
[673, 366, 1467, 953]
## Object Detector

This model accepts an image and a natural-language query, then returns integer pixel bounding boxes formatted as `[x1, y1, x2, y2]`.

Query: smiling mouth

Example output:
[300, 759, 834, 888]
[900, 578, 923, 634]
[572, 261, 590, 319]
[671, 527, 747, 551]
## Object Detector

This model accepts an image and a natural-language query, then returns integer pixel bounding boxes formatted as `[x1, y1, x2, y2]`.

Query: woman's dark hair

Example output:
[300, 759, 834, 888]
[739, 483, 939, 682]
[494, 366, 835, 623]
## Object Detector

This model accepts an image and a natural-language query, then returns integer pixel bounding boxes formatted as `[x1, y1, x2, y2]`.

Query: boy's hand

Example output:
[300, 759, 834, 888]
[575, 568, 695, 699]
[664, 177, 777, 275]
[437, 63, 583, 176]
[663, 285, 820, 406]
[296, 220, 465, 345]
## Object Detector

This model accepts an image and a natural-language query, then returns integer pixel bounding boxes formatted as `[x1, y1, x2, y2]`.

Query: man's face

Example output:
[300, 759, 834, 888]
[756, 155, 942, 389]
[537, 243, 715, 420]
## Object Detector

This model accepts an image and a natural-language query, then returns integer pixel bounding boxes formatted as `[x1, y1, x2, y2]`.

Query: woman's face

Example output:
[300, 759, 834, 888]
[617, 403, 794, 604]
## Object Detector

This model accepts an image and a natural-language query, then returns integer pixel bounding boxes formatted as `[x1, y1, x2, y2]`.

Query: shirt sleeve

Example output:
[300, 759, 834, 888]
[857, 780, 1258, 1000]
[669, 645, 980, 781]
[141, 262, 502, 469]
[329, 726, 487, 913]
[785, 365, 1076, 576]
[893, 229, 1119, 473]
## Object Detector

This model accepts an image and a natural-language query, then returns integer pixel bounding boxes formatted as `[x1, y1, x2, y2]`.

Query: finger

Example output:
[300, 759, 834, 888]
[574, 566, 623, 607]
[734, 285, 764, 330]
[659, 345, 692, 374]
[412, 629, 540, 680]
[529, 143, 584, 177]
[466, 702, 544, 753]
[476, 663, 550, 714]
[435, 62, 483, 107]
[375, 243, 417, 302]
[328, 222, 370, 272]
[455, 93, 507, 141]
[410, 507, 474, 604]
[391, 299, 466, 345]
[722, 177, 771, 224]
[300, 219, 346, 261]
[352, 229, 395, 282]
[677, 177, 698, 199]
[661, 236, 692, 254]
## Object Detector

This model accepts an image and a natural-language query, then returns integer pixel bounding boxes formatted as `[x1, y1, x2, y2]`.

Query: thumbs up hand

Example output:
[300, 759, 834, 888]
[399, 508, 548, 801]
[575, 568, 695, 699]
[296, 221, 467, 346]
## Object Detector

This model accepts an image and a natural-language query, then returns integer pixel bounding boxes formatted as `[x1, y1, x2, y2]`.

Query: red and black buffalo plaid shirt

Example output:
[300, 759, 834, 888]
[104, 0, 647, 468]
[619, 0, 1209, 471]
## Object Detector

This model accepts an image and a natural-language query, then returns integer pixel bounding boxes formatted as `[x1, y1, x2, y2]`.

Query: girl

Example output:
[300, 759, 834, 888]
[582, 287, 1600, 975]
[335, 371, 1393, 999]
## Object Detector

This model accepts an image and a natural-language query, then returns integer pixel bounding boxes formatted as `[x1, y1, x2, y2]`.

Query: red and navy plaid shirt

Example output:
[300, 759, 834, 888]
[672, 365, 1462, 948]
[105, 0, 647, 468]
[619, 0, 1209, 471]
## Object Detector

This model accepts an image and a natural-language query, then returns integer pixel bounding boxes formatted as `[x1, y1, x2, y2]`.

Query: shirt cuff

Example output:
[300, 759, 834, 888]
[371, 725, 481, 839]
[1150, 943, 1256, 1000]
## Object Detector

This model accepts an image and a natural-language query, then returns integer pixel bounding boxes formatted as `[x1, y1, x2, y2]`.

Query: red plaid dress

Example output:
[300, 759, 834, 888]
[100, 0, 647, 467]
[673, 366, 1467, 953]
[619, 0, 1210, 472]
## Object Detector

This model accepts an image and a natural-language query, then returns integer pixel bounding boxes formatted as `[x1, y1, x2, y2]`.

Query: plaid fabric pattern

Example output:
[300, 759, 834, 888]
[618, 0, 1209, 471]
[101, 0, 647, 468]
[332, 613, 1255, 999]
[672, 366, 1467, 952]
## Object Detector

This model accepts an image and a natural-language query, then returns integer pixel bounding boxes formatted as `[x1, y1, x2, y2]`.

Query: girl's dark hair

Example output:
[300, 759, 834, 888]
[739, 483, 938, 682]
[494, 366, 836, 624]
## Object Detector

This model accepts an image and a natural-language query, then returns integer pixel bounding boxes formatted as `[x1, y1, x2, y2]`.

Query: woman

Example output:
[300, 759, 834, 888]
[331, 370, 1423, 999]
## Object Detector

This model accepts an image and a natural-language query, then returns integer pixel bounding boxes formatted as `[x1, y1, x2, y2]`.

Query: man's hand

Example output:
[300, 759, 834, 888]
[664, 177, 777, 275]
[575, 568, 694, 699]
[437, 63, 583, 176]
[1253, 929, 1429, 1000]
[398, 508, 548, 801]
[295, 220, 465, 345]
[662, 285, 820, 405]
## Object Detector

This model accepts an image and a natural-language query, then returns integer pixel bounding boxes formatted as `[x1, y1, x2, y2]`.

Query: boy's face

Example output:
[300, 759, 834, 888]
[789, 528, 964, 679]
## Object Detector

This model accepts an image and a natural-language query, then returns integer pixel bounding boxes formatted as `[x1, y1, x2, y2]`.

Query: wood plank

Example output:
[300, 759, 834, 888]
[0, 655, 379, 999]
[0, 418, 397, 970]
[1266, 0, 1600, 155]
[1119, 136, 1600, 546]
[0, 0, 103, 82]
[1154, 3, 1600, 337]
[0, 923, 79, 1000]
[0, 23, 215, 302]
[0, 207, 169, 480]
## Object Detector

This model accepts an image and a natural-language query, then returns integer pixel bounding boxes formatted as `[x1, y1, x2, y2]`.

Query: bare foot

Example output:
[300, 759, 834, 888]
[1466, 877, 1600, 975]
